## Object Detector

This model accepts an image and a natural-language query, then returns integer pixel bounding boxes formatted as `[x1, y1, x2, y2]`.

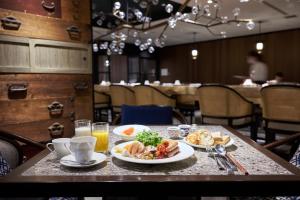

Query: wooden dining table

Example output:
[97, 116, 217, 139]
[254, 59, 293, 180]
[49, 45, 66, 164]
[1, 126, 299, 197]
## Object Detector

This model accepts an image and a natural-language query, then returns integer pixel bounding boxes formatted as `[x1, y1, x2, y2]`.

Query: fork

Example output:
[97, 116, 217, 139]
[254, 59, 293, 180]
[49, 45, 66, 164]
[206, 146, 224, 170]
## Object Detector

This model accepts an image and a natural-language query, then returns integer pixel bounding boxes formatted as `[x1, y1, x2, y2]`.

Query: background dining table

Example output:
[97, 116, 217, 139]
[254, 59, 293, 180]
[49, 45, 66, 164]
[1, 125, 299, 197]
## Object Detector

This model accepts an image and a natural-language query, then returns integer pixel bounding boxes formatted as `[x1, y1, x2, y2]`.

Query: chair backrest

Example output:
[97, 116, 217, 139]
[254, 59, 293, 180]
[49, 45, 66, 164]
[94, 91, 110, 104]
[110, 85, 136, 108]
[261, 85, 300, 122]
[0, 153, 11, 176]
[134, 85, 176, 107]
[120, 105, 173, 125]
[0, 137, 21, 169]
[196, 84, 253, 118]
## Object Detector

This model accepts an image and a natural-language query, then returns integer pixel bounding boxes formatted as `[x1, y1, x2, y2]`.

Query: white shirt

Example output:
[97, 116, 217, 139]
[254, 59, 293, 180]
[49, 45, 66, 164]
[249, 62, 268, 81]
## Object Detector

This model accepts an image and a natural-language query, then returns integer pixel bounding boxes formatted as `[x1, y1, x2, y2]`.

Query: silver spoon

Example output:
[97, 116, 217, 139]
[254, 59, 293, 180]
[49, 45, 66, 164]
[62, 159, 97, 165]
[215, 144, 237, 172]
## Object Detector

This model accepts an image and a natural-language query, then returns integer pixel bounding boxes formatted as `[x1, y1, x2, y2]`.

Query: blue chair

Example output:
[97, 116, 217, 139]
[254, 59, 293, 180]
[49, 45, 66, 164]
[113, 105, 187, 125]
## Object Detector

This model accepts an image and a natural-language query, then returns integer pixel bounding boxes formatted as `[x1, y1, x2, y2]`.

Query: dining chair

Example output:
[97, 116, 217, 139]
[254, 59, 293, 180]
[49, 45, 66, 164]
[112, 105, 187, 125]
[134, 85, 176, 107]
[261, 84, 300, 143]
[110, 85, 136, 119]
[94, 91, 111, 122]
[196, 84, 258, 141]
[0, 129, 45, 172]
[264, 132, 300, 162]
[176, 95, 199, 124]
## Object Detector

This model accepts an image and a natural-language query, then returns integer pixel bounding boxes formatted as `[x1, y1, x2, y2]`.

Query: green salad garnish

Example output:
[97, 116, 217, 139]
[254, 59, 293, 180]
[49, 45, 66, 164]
[136, 131, 162, 146]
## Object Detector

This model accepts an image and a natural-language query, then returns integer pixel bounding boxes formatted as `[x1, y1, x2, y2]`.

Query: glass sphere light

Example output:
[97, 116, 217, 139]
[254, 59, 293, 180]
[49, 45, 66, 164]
[246, 20, 256, 30]
[165, 4, 173, 13]
[114, 2, 121, 10]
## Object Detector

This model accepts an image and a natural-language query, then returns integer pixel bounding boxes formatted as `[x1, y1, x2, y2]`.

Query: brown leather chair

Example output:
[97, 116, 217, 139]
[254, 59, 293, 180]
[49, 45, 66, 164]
[94, 91, 111, 122]
[110, 85, 136, 118]
[261, 84, 300, 143]
[134, 85, 176, 107]
[196, 84, 258, 140]
[264, 132, 300, 162]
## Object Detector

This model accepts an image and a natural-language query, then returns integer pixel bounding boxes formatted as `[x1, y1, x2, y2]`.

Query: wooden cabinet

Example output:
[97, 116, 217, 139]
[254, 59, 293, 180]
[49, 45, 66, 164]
[0, 0, 92, 142]
[0, 0, 91, 43]
[0, 74, 93, 142]
[0, 35, 92, 74]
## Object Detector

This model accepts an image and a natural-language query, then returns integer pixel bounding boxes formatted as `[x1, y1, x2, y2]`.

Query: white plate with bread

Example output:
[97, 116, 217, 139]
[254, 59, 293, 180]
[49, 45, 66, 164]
[111, 140, 194, 164]
[184, 130, 234, 149]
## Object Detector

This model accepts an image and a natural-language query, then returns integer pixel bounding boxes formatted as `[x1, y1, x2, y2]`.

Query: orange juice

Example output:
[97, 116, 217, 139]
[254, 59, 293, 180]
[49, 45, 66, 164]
[92, 130, 109, 152]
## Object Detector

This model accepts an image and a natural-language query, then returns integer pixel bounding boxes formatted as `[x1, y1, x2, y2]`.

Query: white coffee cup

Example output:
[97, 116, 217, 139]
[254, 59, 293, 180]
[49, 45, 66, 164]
[46, 138, 71, 158]
[66, 136, 96, 163]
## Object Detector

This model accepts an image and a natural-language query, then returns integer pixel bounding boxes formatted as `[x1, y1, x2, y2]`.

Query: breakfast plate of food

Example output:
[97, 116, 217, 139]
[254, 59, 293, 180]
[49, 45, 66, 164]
[113, 125, 151, 141]
[111, 131, 194, 164]
[184, 130, 234, 149]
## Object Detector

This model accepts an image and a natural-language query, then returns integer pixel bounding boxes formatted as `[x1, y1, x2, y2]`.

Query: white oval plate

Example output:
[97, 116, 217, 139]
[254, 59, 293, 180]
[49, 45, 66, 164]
[113, 124, 151, 141]
[111, 141, 194, 164]
[60, 152, 106, 168]
[183, 137, 235, 149]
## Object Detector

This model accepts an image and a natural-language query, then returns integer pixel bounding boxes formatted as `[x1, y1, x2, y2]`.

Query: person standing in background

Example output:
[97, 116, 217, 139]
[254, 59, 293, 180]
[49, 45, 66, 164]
[247, 51, 268, 84]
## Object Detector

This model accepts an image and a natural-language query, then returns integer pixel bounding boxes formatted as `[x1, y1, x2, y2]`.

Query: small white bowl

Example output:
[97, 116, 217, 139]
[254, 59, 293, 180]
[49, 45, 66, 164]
[167, 126, 181, 139]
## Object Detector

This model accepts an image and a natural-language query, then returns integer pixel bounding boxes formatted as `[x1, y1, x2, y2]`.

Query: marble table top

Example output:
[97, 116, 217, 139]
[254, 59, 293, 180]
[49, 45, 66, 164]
[22, 126, 293, 177]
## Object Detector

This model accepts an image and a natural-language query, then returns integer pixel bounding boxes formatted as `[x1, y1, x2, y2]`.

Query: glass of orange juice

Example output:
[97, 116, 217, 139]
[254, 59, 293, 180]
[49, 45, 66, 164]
[92, 122, 109, 153]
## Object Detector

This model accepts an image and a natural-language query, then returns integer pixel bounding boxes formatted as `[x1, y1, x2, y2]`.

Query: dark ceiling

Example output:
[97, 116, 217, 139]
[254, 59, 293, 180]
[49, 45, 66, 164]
[91, 0, 191, 29]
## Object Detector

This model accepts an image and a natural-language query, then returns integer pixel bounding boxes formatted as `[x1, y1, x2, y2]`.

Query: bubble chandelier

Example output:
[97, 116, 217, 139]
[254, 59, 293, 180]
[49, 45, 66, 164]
[93, 0, 256, 55]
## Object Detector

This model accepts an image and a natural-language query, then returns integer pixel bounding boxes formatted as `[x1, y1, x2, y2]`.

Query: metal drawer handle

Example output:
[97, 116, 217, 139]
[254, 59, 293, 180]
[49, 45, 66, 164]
[69, 111, 75, 122]
[41, 0, 55, 11]
[67, 25, 80, 33]
[48, 122, 64, 138]
[48, 101, 64, 116]
[74, 82, 88, 90]
[1, 16, 22, 30]
[7, 83, 28, 93]
[66, 25, 81, 40]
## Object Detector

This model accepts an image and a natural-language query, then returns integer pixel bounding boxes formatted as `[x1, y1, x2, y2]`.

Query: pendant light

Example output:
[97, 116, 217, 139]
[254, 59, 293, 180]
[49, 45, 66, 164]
[191, 32, 198, 60]
[256, 21, 264, 54]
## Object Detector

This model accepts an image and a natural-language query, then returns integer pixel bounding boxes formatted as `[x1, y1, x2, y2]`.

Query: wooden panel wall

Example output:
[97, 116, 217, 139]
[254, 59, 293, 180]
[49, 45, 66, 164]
[110, 55, 128, 83]
[159, 29, 300, 84]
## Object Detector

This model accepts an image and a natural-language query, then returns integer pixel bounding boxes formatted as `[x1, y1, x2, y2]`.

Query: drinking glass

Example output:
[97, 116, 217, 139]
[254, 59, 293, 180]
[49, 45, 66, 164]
[75, 119, 91, 137]
[92, 122, 109, 153]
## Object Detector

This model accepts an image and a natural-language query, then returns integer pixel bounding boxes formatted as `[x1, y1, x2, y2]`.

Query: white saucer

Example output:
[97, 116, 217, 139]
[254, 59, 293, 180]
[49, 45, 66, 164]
[60, 152, 107, 168]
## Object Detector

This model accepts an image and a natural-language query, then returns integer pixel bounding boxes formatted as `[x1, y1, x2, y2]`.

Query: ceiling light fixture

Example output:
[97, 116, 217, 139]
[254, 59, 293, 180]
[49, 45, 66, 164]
[94, 0, 256, 56]
[191, 32, 198, 60]
[256, 21, 264, 54]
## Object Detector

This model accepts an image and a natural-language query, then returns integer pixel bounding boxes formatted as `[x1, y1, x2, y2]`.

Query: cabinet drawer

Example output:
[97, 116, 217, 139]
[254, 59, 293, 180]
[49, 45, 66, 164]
[0, 8, 91, 43]
[61, 0, 90, 24]
[0, 97, 75, 126]
[2, 118, 75, 142]
[0, 74, 92, 100]
[0, 0, 62, 18]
